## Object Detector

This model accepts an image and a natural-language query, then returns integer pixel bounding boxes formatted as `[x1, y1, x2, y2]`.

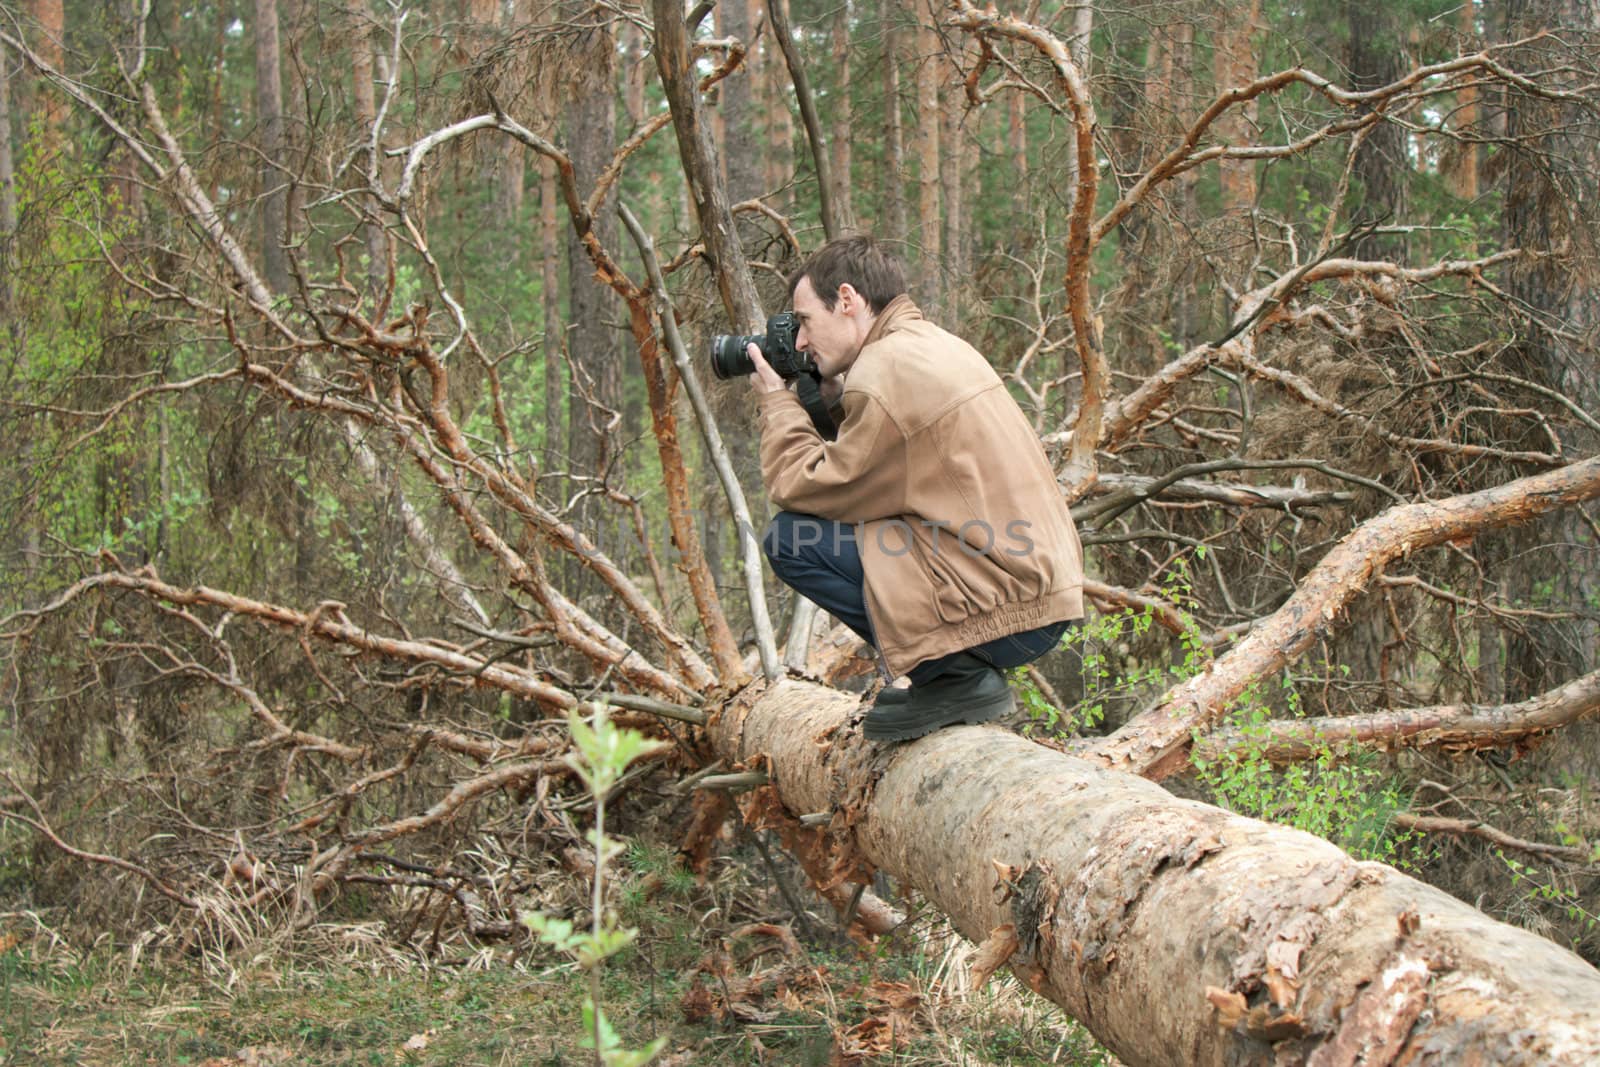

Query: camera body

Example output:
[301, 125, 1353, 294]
[710, 312, 811, 381]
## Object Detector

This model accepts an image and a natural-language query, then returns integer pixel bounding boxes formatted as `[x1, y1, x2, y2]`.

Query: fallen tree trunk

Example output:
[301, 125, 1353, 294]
[719, 678, 1600, 1065]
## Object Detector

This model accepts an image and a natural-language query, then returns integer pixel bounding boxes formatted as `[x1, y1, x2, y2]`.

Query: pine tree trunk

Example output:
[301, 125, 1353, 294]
[721, 679, 1600, 1065]
[1347, 0, 1407, 258]
[1499, 0, 1600, 694]
[1007, 79, 1027, 221]
[0, 42, 15, 317]
[254, 0, 290, 294]
[914, 7, 941, 310]
[26, 0, 65, 139]
[345, 0, 387, 301]
[563, 4, 622, 494]
[1214, 0, 1261, 213]
[768, 0, 796, 210]
[830, 0, 855, 229]
[939, 49, 964, 302]
[1066, 0, 1092, 218]
[541, 160, 563, 470]
[1449, 0, 1480, 201]
[492, 2, 526, 267]
[881, 0, 907, 239]
[0, 38, 33, 577]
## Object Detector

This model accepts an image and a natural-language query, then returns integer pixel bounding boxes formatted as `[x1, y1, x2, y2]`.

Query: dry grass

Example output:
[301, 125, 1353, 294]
[0, 841, 1117, 1067]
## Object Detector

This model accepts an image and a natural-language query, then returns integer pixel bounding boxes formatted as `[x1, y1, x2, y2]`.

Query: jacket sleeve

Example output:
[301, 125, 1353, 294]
[757, 387, 907, 522]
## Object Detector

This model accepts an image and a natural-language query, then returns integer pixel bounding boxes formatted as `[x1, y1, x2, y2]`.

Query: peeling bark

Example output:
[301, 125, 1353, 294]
[716, 679, 1600, 1065]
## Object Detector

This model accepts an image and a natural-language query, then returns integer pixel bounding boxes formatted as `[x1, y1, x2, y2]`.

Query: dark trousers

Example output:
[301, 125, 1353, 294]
[763, 510, 1075, 685]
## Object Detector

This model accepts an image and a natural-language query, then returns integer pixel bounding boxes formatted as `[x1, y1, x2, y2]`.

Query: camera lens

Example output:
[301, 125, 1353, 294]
[710, 334, 760, 380]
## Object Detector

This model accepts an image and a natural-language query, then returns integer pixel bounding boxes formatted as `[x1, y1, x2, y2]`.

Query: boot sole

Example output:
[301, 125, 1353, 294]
[862, 692, 1014, 742]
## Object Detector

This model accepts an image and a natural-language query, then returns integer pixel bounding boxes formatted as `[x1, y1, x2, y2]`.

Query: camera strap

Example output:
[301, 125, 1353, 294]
[795, 372, 839, 441]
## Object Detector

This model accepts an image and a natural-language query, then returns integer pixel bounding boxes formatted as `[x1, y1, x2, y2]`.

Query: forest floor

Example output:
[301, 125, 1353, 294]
[0, 838, 1115, 1066]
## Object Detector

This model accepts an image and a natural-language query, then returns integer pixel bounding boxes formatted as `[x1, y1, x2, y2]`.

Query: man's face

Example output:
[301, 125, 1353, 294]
[792, 276, 867, 379]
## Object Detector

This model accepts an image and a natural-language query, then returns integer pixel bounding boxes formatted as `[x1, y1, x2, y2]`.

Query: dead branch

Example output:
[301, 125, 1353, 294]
[1390, 813, 1595, 863]
[1193, 668, 1600, 766]
[619, 201, 780, 681]
[949, 1, 1106, 496]
[0, 777, 198, 909]
[1086, 455, 1600, 778]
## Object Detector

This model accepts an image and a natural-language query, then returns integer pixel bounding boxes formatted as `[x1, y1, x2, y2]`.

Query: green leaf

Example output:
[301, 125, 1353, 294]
[579, 1000, 622, 1052]
[606, 1037, 669, 1067]
[522, 911, 587, 954]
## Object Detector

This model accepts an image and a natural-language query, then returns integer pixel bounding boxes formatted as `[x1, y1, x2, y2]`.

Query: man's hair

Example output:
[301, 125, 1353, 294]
[788, 234, 907, 314]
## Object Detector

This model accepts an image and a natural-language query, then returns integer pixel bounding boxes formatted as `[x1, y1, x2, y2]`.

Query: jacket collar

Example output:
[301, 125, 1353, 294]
[861, 294, 921, 350]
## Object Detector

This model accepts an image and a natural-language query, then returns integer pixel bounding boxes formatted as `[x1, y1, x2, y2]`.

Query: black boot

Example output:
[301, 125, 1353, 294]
[872, 684, 911, 708]
[862, 653, 1012, 741]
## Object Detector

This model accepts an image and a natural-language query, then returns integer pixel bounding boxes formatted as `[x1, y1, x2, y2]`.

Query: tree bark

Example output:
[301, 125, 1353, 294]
[563, 3, 622, 500]
[1446, 0, 1482, 201]
[0, 38, 32, 577]
[1499, 0, 1600, 695]
[0, 38, 15, 316]
[254, 0, 290, 293]
[914, 6, 941, 310]
[1346, 0, 1407, 257]
[939, 44, 964, 294]
[767, 0, 842, 239]
[716, 0, 761, 204]
[26, 0, 64, 141]
[717, 678, 1600, 1065]
[762, 0, 796, 214]
[1006, 69, 1027, 220]
[345, 0, 387, 302]
[651, 0, 763, 331]
[541, 158, 563, 473]
[1214, 0, 1261, 212]
[830, 0, 855, 230]
[880, 0, 907, 239]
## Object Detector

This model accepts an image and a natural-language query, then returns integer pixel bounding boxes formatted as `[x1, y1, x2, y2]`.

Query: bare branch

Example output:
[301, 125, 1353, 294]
[1193, 669, 1600, 766]
[1086, 456, 1600, 778]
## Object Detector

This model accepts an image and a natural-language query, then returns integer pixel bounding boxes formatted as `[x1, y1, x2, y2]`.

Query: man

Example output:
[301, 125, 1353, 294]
[749, 235, 1085, 741]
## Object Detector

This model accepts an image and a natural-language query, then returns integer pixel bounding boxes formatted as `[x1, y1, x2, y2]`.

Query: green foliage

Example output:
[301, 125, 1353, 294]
[1501, 852, 1600, 940]
[523, 704, 669, 1067]
[1014, 549, 1425, 869]
[1018, 555, 1210, 738]
[1192, 678, 1425, 868]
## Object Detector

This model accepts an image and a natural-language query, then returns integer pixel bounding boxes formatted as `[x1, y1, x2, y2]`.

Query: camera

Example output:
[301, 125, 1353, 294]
[709, 312, 811, 381]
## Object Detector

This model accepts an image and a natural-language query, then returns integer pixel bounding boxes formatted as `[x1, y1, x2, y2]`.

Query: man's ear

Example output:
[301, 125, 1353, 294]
[837, 282, 862, 313]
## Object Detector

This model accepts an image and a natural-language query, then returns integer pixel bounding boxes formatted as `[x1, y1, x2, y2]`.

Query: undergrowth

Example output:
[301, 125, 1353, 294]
[0, 838, 1114, 1066]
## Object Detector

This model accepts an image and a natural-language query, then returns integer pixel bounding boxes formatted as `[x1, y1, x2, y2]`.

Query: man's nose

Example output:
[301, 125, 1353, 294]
[795, 327, 810, 351]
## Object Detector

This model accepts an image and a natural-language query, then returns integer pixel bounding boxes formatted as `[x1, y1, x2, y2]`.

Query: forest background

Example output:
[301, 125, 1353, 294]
[0, 0, 1598, 1062]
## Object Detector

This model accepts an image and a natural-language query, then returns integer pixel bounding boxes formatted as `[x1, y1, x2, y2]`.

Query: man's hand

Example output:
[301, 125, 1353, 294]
[747, 343, 787, 395]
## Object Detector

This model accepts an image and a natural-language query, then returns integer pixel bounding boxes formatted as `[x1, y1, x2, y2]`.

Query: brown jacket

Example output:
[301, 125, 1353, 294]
[758, 296, 1084, 675]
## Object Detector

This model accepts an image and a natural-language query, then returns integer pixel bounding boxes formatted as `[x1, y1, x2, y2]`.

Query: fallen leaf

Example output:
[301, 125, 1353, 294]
[865, 980, 921, 1011]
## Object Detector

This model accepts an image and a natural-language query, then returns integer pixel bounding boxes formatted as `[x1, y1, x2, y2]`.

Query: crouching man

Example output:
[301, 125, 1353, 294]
[749, 235, 1085, 741]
